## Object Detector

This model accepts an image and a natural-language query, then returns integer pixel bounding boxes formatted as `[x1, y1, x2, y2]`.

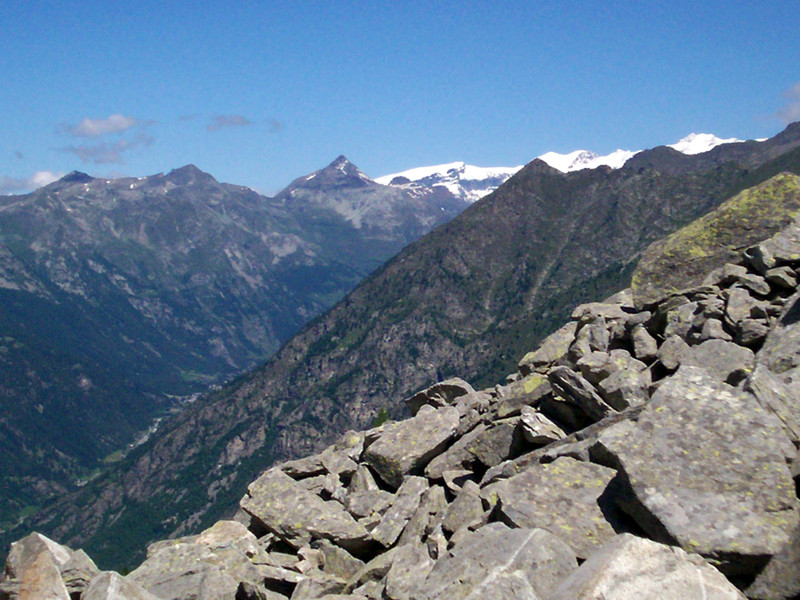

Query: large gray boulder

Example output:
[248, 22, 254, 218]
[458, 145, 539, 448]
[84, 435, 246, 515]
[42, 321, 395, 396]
[549, 534, 746, 600]
[681, 338, 755, 384]
[0, 531, 96, 600]
[547, 366, 615, 422]
[596, 366, 799, 577]
[241, 469, 371, 553]
[129, 521, 267, 600]
[3, 532, 72, 581]
[362, 406, 460, 488]
[416, 523, 576, 599]
[481, 456, 619, 558]
[517, 321, 578, 375]
[404, 378, 474, 415]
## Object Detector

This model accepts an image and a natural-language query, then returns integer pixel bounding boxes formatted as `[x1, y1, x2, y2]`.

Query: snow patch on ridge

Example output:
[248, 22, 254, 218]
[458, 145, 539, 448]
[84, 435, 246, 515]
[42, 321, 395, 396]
[667, 133, 744, 155]
[537, 149, 638, 173]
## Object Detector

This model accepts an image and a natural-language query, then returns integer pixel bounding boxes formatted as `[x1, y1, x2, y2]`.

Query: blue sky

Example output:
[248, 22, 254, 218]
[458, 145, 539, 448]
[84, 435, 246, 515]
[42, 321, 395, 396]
[2, 0, 799, 195]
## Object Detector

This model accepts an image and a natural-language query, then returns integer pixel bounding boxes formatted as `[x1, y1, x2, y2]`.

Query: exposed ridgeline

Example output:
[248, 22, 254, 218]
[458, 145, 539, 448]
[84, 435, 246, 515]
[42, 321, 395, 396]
[5, 173, 800, 599]
[0, 158, 463, 534]
[17, 124, 800, 570]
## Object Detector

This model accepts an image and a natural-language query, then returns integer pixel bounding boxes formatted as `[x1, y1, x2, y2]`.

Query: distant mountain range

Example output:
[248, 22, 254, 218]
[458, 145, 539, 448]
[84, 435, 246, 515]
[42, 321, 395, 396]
[24, 123, 800, 570]
[0, 157, 464, 534]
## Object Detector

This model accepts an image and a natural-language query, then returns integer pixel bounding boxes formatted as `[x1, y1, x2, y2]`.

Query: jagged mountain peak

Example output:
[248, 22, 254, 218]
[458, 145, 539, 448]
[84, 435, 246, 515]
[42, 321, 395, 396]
[319, 155, 372, 183]
[58, 170, 94, 185]
[165, 164, 218, 185]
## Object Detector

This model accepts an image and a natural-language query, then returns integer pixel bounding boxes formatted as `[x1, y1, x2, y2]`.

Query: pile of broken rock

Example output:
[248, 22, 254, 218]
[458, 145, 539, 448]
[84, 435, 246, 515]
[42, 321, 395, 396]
[4, 217, 800, 599]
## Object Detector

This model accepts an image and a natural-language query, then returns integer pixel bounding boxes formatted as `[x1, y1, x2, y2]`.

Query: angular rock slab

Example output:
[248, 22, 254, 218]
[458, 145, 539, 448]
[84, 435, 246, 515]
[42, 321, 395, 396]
[241, 469, 371, 553]
[371, 476, 428, 548]
[4, 531, 72, 580]
[747, 522, 800, 600]
[416, 523, 576, 600]
[597, 366, 799, 576]
[17, 551, 70, 600]
[550, 534, 746, 600]
[83, 571, 161, 600]
[362, 406, 459, 489]
[482, 456, 619, 558]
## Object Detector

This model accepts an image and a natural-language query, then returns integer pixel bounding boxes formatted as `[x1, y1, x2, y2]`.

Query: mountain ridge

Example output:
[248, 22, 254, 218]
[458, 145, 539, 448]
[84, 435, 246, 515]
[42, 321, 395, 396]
[5, 166, 800, 600]
[0, 157, 466, 536]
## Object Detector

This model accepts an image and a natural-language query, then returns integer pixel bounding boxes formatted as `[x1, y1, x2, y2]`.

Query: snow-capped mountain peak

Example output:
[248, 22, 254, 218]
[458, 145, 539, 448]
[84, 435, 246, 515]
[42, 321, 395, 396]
[376, 131, 753, 202]
[667, 133, 744, 155]
[375, 162, 523, 204]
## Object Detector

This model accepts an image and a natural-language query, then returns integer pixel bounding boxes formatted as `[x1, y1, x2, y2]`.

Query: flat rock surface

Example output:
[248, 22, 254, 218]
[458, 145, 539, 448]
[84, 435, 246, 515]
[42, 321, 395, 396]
[550, 534, 746, 600]
[682, 338, 755, 384]
[597, 366, 799, 576]
[416, 523, 576, 600]
[363, 406, 460, 488]
[482, 456, 619, 558]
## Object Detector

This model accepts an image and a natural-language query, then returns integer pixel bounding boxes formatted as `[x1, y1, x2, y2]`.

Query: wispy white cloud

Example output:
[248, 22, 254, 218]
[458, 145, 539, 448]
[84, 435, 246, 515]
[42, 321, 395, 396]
[61, 114, 138, 138]
[775, 82, 800, 124]
[0, 170, 63, 194]
[207, 114, 252, 131]
[61, 133, 154, 165]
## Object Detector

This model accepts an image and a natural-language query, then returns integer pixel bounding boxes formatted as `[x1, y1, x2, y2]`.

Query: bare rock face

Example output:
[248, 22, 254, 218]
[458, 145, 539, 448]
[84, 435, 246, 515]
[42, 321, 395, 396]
[17, 551, 69, 600]
[597, 366, 799, 577]
[550, 534, 746, 600]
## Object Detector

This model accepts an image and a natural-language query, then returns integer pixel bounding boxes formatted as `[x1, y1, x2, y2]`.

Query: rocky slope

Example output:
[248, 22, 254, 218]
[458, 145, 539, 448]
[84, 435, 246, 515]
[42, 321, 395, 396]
[20, 123, 800, 570]
[0, 159, 463, 534]
[4, 170, 800, 599]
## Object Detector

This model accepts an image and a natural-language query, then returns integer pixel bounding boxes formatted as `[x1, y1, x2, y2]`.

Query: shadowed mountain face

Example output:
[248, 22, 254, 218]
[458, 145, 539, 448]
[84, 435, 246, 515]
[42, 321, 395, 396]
[15, 125, 800, 569]
[0, 158, 464, 534]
